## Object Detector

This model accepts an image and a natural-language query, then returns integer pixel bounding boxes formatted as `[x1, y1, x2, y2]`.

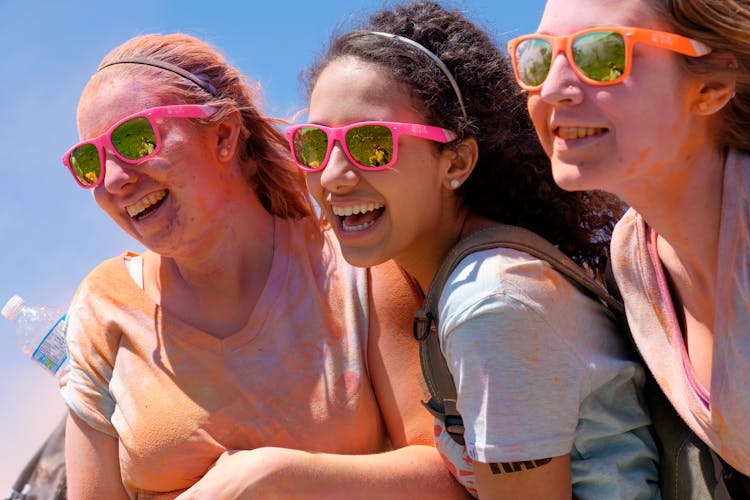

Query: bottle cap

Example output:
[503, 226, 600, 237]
[2, 295, 25, 321]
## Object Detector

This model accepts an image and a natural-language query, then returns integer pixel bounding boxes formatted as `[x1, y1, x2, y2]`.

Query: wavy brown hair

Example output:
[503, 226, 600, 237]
[305, 1, 624, 276]
[644, 0, 750, 154]
[92, 33, 313, 219]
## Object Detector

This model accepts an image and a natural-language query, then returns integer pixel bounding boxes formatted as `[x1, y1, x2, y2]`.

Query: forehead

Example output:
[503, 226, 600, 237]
[538, 0, 661, 34]
[77, 74, 163, 139]
[309, 56, 422, 124]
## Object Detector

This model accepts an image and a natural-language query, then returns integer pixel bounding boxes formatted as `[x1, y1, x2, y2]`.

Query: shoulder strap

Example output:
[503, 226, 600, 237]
[413, 224, 624, 444]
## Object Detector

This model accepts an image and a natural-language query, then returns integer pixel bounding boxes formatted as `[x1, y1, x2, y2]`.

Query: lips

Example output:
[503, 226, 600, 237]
[126, 190, 168, 219]
[331, 202, 385, 232]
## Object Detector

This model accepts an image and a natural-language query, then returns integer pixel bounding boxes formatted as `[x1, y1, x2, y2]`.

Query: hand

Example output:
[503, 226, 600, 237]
[175, 447, 308, 500]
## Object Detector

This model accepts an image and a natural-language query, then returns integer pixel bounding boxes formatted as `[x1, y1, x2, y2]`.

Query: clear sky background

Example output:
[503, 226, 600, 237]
[0, 0, 545, 490]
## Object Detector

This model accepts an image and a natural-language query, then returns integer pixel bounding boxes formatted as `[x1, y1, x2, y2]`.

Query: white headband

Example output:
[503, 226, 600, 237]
[367, 31, 468, 121]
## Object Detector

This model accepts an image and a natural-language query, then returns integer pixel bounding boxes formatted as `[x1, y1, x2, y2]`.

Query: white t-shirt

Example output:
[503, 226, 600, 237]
[434, 247, 659, 499]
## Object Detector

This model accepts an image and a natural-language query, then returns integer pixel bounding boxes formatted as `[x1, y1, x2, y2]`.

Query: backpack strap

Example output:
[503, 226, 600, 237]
[413, 224, 623, 444]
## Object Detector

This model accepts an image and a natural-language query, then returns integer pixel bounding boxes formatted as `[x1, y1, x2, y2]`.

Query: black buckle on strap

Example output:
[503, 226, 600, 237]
[413, 310, 433, 341]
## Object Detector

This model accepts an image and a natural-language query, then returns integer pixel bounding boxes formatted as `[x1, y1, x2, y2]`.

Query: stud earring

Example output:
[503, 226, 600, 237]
[219, 148, 230, 158]
[450, 179, 460, 189]
[697, 101, 708, 112]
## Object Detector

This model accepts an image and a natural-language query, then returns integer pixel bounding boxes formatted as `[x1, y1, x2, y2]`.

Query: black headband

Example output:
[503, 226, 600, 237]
[98, 57, 220, 97]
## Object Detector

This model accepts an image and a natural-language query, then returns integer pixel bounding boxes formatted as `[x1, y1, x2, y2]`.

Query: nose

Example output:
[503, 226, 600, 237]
[539, 52, 584, 106]
[319, 141, 361, 193]
[101, 148, 139, 193]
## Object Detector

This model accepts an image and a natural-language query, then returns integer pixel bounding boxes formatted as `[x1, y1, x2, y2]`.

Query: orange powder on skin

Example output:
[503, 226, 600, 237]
[617, 95, 708, 204]
[623, 147, 651, 177]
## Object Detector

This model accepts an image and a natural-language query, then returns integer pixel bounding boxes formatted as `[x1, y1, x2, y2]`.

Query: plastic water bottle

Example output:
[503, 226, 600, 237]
[2, 295, 68, 376]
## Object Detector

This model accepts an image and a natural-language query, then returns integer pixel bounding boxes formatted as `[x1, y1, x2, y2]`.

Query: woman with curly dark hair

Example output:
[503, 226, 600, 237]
[289, 1, 659, 497]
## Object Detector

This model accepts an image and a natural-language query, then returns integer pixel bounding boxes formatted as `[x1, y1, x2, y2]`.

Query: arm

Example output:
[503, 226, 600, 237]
[366, 260, 432, 448]
[364, 260, 468, 497]
[66, 410, 129, 500]
[474, 455, 571, 499]
[436, 254, 587, 498]
[440, 304, 577, 498]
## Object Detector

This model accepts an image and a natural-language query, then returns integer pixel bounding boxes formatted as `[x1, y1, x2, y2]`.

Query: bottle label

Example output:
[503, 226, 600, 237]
[32, 314, 68, 374]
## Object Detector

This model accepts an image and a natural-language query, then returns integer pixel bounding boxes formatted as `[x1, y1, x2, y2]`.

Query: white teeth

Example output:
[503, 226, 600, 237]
[331, 203, 385, 232]
[127, 190, 167, 218]
[557, 127, 606, 140]
[331, 203, 384, 217]
[342, 220, 377, 232]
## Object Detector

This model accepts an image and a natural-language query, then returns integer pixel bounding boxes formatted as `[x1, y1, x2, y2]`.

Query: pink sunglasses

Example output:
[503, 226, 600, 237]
[286, 121, 457, 172]
[62, 104, 215, 188]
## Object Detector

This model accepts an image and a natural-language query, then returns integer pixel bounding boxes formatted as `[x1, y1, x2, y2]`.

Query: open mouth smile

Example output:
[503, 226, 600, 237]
[332, 203, 385, 232]
[126, 190, 168, 220]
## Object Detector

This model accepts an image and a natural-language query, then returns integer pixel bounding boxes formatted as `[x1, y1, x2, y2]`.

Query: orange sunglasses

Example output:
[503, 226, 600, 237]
[507, 26, 712, 91]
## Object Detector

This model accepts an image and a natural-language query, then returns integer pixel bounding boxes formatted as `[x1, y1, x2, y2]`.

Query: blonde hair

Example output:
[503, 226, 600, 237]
[92, 33, 314, 219]
[646, 0, 750, 153]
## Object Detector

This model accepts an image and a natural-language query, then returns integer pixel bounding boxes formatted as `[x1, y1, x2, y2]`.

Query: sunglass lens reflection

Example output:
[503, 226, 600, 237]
[293, 127, 328, 169]
[517, 38, 553, 87]
[345, 125, 393, 168]
[111, 116, 157, 160]
[70, 143, 101, 186]
[572, 31, 626, 82]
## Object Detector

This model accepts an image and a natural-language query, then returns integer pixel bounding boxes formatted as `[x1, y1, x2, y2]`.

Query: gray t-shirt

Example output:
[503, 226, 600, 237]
[433, 247, 659, 499]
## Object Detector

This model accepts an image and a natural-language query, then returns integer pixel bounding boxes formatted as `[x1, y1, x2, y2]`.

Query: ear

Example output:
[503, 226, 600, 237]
[691, 52, 737, 116]
[441, 137, 479, 191]
[213, 111, 243, 161]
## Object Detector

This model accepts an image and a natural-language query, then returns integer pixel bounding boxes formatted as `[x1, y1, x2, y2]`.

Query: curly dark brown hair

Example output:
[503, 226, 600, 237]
[305, 1, 624, 277]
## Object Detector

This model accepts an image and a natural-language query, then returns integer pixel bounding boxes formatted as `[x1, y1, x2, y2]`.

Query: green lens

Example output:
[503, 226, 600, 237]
[516, 38, 553, 87]
[293, 127, 328, 169]
[111, 116, 157, 160]
[345, 125, 393, 168]
[572, 31, 625, 82]
[69, 143, 101, 186]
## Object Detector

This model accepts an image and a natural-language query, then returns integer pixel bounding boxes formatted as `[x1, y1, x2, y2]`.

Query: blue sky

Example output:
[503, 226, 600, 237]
[0, 0, 545, 489]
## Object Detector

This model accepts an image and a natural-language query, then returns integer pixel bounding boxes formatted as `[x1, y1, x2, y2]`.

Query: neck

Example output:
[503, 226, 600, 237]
[398, 210, 487, 294]
[144, 200, 276, 337]
[166, 217, 274, 290]
[622, 146, 725, 307]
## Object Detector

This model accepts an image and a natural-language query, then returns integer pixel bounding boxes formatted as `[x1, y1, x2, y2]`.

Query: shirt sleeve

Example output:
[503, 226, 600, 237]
[59, 262, 123, 438]
[439, 254, 589, 463]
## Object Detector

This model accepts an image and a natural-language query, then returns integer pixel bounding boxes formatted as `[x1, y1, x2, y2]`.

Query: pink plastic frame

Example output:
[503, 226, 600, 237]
[62, 104, 215, 189]
[286, 121, 458, 172]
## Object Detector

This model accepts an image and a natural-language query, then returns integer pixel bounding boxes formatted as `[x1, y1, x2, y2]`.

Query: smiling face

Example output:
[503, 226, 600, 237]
[305, 56, 455, 269]
[527, 0, 709, 198]
[77, 75, 231, 257]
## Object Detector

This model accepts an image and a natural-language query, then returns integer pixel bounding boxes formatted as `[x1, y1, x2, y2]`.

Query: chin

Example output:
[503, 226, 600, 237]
[550, 161, 600, 192]
[338, 245, 388, 269]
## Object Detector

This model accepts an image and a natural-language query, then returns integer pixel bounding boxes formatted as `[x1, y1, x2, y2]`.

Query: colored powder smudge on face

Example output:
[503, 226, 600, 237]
[625, 148, 651, 177]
